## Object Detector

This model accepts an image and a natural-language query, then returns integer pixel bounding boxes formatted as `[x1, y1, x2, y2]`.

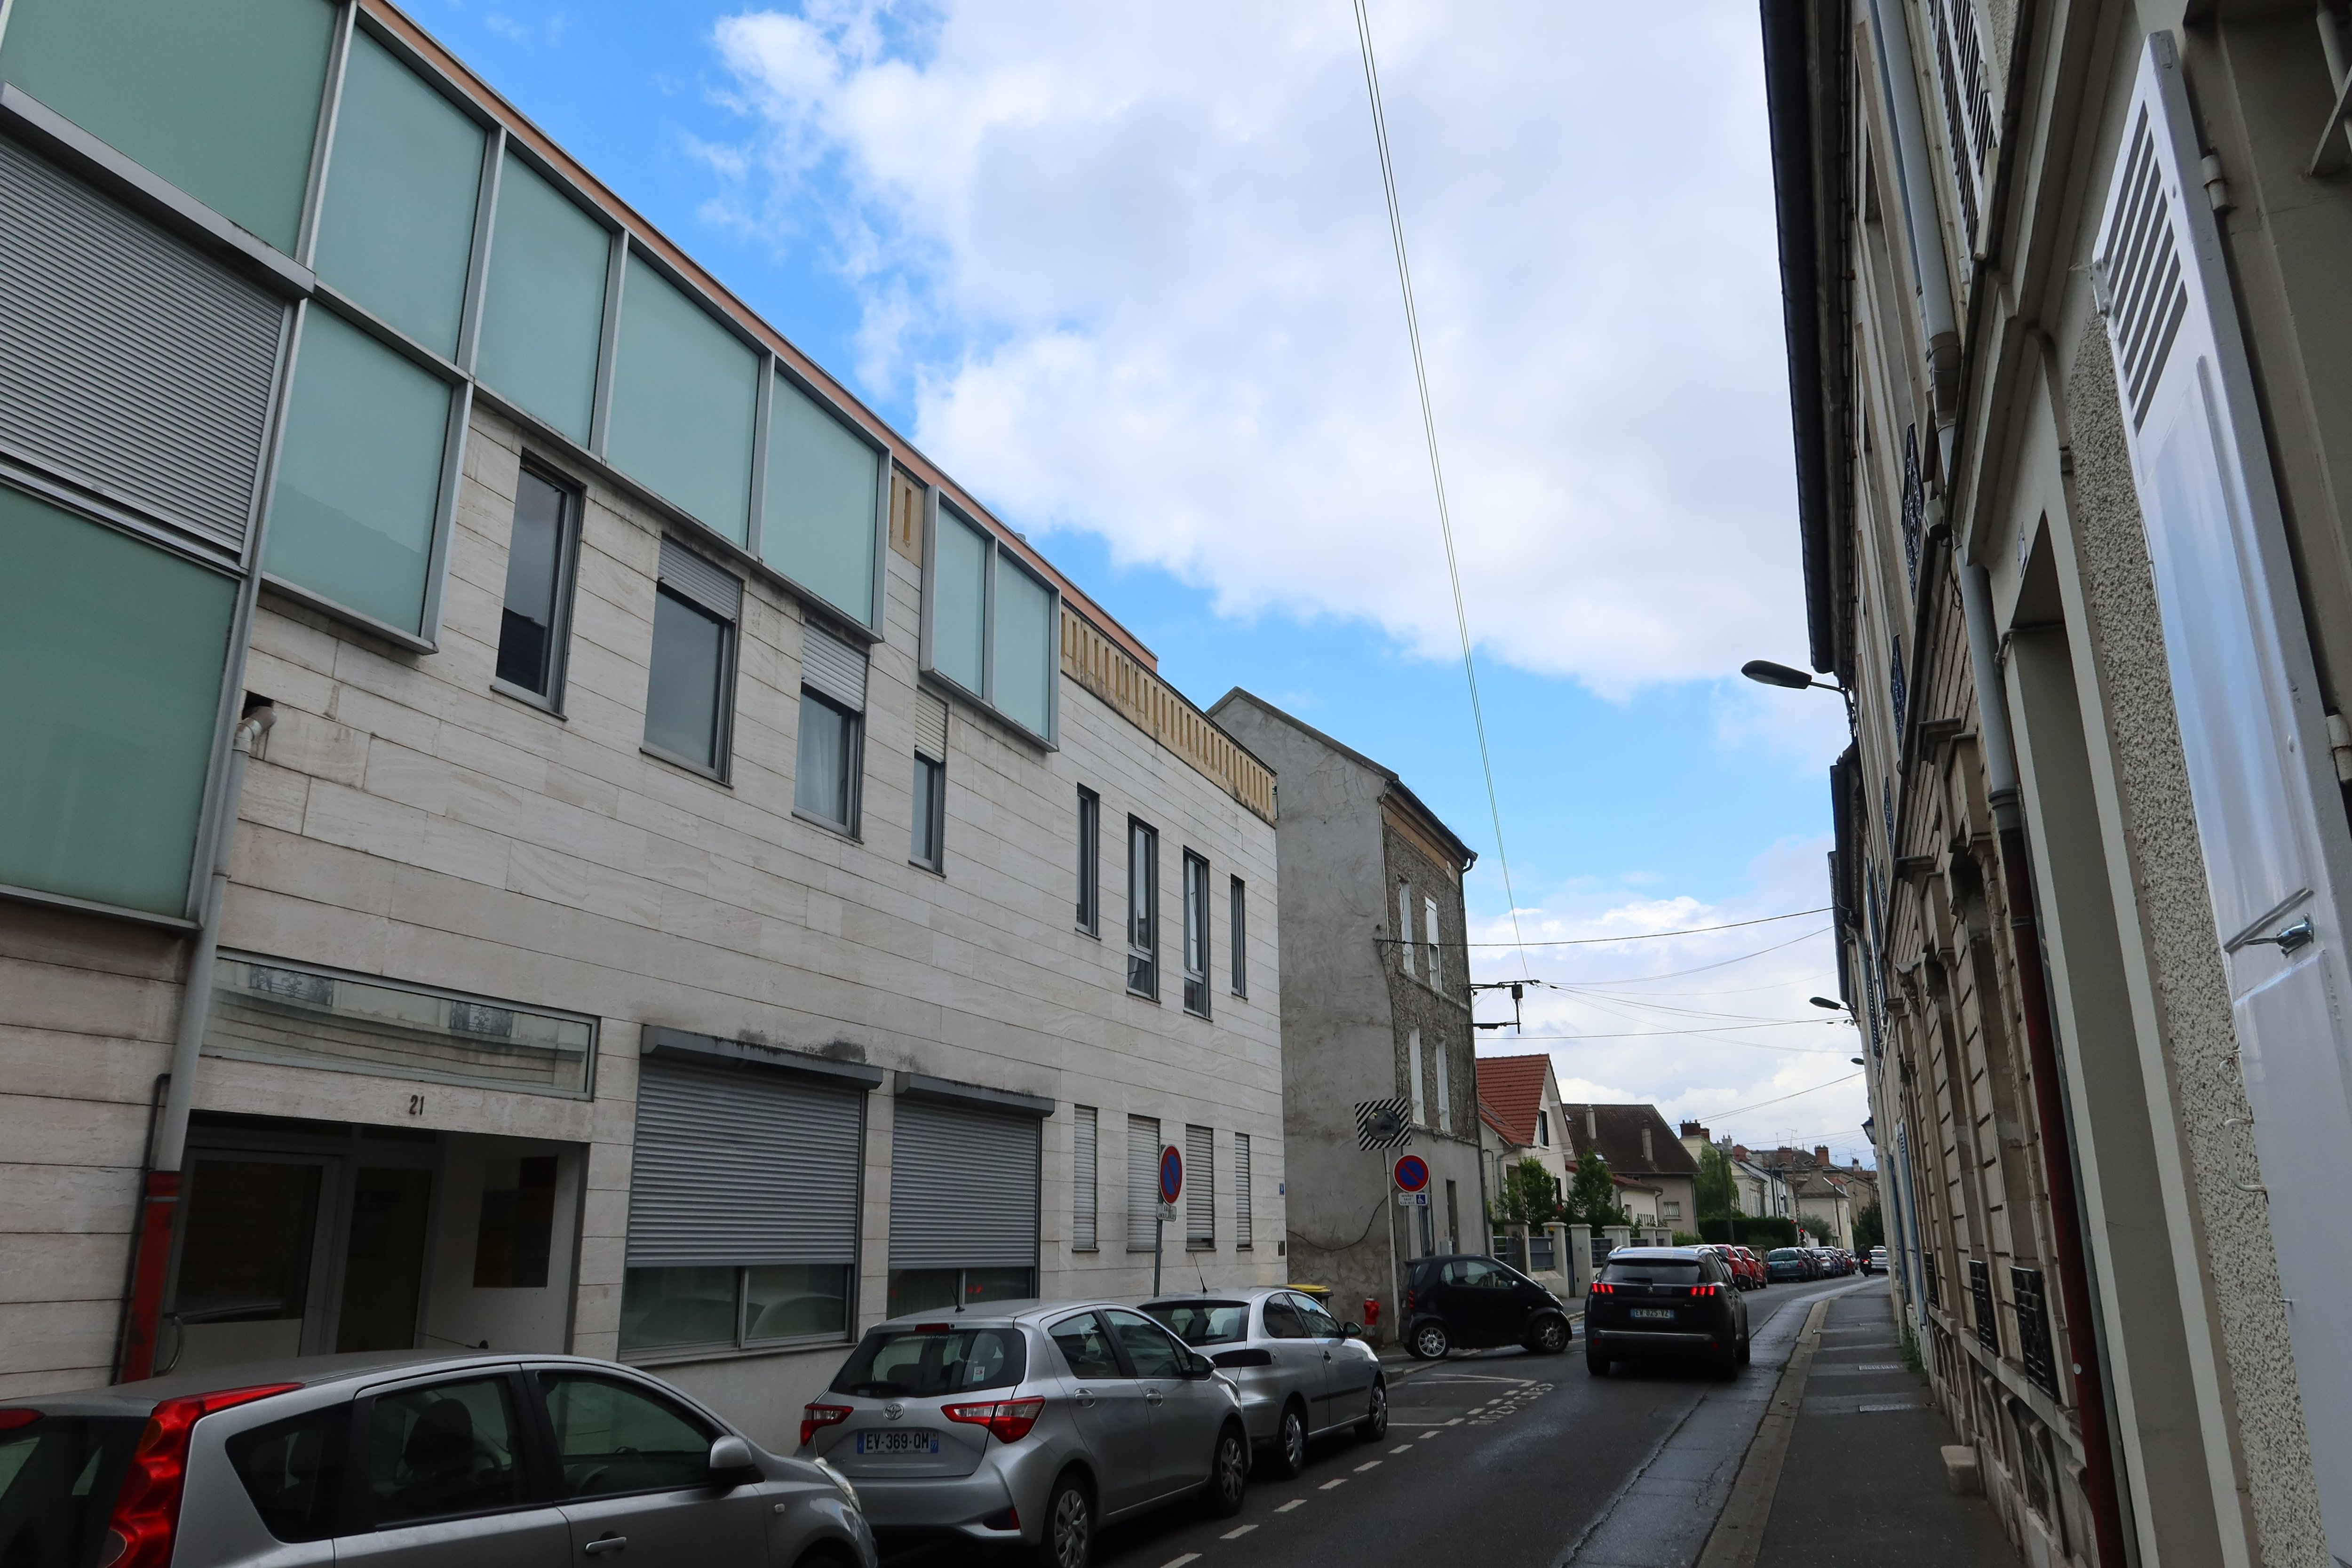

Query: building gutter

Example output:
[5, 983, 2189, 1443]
[1959, 565, 2129, 1568]
[115, 703, 274, 1383]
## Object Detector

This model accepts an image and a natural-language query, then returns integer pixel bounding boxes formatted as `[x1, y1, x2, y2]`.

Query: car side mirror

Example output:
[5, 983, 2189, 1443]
[707, 1434, 759, 1487]
[1342, 1322, 1365, 1339]
[1188, 1352, 1217, 1379]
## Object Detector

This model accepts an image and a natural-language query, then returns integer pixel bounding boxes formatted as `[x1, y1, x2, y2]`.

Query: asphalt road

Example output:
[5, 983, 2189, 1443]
[1049, 1274, 1865, 1568]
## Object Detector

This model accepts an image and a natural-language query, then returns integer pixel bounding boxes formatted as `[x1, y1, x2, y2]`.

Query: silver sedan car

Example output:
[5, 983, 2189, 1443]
[0, 1349, 873, 1568]
[798, 1302, 1248, 1568]
[1140, 1288, 1388, 1479]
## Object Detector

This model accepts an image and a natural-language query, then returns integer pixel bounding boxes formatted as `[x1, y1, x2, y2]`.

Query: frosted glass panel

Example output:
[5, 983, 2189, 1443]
[310, 30, 483, 357]
[993, 555, 1055, 738]
[763, 373, 879, 626]
[0, 0, 334, 253]
[478, 153, 607, 443]
[267, 308, 452, 636]
[608, 256, 755, 545]
[929, 510, 986, 694]
[0, 486, 237, 915]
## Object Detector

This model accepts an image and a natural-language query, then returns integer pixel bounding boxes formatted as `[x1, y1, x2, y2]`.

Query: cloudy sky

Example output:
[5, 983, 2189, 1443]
[426, 0, 1868, 1163]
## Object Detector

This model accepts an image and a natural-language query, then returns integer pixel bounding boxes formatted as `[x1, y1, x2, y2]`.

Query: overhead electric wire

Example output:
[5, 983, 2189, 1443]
[1701, 1074, 1867, 1120]
[1454, 907, 1833, 947]
[1350, 0, 1529, 986]
[1537, 927, 1834, 986]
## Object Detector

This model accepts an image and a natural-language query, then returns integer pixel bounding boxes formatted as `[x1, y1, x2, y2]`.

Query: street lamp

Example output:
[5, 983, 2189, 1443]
[1809, 996, 1846, 1011]
[1740, 659, 1844, 694]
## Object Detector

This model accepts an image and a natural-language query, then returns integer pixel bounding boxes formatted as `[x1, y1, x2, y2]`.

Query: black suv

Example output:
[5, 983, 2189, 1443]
[1584, 1246, 1750, 1378]
[1401, 1254, 1573, 1358]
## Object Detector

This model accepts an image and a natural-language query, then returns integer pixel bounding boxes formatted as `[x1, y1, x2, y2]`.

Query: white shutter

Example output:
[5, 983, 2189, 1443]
[1073, 1106, 1098, 1251]
[1234, 1133, 1253, 1248]
[1398, 884, 1415, 975]
[914, 689, 949, 762]
[801, 621, 868, 711]
[1406, 1029, 1426, 1126]
[1435, 1040, 1452, 1134]
[2097, 35, 2352, 1551]
[1425, 895, 1442, 987]
[1126, 1114, 1160, 1252]
[1184, 1124, 1214, 1247]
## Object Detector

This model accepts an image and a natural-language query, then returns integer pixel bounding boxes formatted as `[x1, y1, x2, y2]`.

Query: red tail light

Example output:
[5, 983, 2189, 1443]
[0, 1410, 39, 1432]
[1689, 1284, 1719, 1297]
[943, 1395, 1046, 1443]
[103, 1384, 294, 1568]
[800, 1403, 851, 1448]
[1405, 1289, 1415, 1310]
[1588, 1281, 1614, 1295]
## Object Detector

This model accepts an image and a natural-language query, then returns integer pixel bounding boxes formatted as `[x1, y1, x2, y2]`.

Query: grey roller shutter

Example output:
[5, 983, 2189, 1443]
[658, 537, 742, 622]
[628, 1059, 862, 1267]
[1234, 1133, 1253, 1249]
[803, 622, 868, 711]
[1184, 1124, 1214, 1247]
[914, 689, 949, 762]
[0, 136, 282, 557]
[1073, 1106, 1098, 1251]
[1126, 1114, 1160, 1253]
[889, 1098, 1039, 1269]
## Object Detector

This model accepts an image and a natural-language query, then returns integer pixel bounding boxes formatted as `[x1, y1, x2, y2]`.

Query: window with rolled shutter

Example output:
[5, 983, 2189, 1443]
[887, 1098, 1040, 1272]
[1234, 1133, 1253, 1249]
[1184, 1125, 1214, 1249]
[1126, 1114, 1160, 1253]
[2095, 37, 2352, 1546]
[1073, 1106, 1098, 1252]
[626, 1060, 862, 1269]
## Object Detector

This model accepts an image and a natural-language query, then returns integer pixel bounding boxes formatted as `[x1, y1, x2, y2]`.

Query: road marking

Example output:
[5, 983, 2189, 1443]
[1275, 1499, 1305, 1513]
[1857, 1402, 1925, 1413]
[1319, 1478, 1348, 1490]
[1857, 1362, 1901, 1370]
[1419, 1430, 1440, 1439]
[1222, 1526, 1257, 1540]
[1390, 1443, 1413, 1453]
[1159, 1556, 1200, 1568]
[1354, 1459, 1382, 1472]
[1445, 1417, 1463, 1425]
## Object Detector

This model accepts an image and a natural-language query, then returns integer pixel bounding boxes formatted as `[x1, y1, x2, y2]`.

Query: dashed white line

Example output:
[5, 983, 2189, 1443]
[1389, 1443, 1413, 1454]
[1159, 1556, 1200, 1568]
[1319, 1478, 1348, 1490]
[1419, 1430, 1440, 1439]
[1354, 1460, 1382, 1472]
[1275, 1499, 1306, 1513]
[1444, 1417, 1463, 1425]
[1222, 1526, 1257, 1540]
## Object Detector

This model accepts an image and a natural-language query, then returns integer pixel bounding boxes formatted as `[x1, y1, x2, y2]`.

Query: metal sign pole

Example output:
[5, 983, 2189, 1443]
[1384, 1151, 1401, 1347]
[1154, 1214, 1163, 1297]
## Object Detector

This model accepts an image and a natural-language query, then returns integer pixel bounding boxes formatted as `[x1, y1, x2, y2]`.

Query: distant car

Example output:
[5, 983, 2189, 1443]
[1141, 1288, 1387, 1478]
[1733, 1246, 1770, 1288]
[1764, 1246, 1813, 1282]
[1584, 1247, 1751, 1379]
[0, 1350, 874, 1568]
[1866, 1246, 1888, 1275]
[1693, 1244, 1760, 1291]
[801, 1302, 1248, 1567]
[1401, 1254, 1574, 1359]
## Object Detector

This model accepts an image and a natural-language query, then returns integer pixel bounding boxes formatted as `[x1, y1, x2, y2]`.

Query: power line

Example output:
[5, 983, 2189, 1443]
[1541, 927, 1835, 986]
[1349, 0, 1529, 985]
[1700, 1073, 1867, 1120]
[1455, 907, 1833, 947]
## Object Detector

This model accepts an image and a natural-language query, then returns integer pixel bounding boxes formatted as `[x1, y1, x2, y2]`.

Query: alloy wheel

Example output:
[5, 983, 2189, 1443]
[1051, 1483, 1090, 1568]
[1414, 1323, 1449, 1359]
[1280, 1408, 1307, 1474]
[1217, 1431, 1248, 1504]
[1361, 1379, 1389, 1441]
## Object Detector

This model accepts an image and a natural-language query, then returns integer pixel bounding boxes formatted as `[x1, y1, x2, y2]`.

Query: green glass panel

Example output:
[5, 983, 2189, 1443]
[478, 152, 607, 444]
[0, 0, 334, 253]
[929, 511, 986, 695]
[607, 256, 755, 545]
[311, 30, 483, 358]
[266, 308, 451, 636]
[992, 554, 1055, 737]
[0, 487, 236, 915]
[762, 373, 879, 627]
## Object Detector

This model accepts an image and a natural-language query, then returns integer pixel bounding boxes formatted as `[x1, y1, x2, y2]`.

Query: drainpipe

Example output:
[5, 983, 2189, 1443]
[1865, 0, 1963, 468]
[1958, 566, 2129, 1568]
[116, 703, 275, 1383]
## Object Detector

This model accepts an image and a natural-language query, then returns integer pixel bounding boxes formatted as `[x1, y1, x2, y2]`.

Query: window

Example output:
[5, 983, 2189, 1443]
[494, 467, 578, 705]
[1425, 894, 1442, 988]
[266, 305, 453, 639]
[1144, 1300, 1248, 1345]
[364, 1377, 523, 1525]
[478, 151, 609, 445]
[1293, 1295, 1342, 1339]
[1235, 1133, 1253, 1249]
[1445, 1179, 1459, 1255]
[763, 370, 884, 628]
[620, 1264, 853, 1353]
[1182, 852, 1211, 1017]
[1049, 1311, 1121, 1378]
[645, 594, 731, 774]
[607, 252, 757, 546]
[886, 1098, 1040, 1314]
[472, 1155, 557, 1287]
[1398, 883, 1416, 975]
[226, 1404, 347, 1544]
[910, 690, 946, 871]
[1406, 1029, 1426, 1126]
[1664, 1200, 1683, 1221]
[1073, 1106, 1098, 1252]
[1261, 1296, 1306, 1338]
[1434, 1038, 1452, 1134]
[830, 1325, 1026, 1397]
[885, 1268, 1034, 1318]
[0, 486, 237, 918]
[1103, 1308, 1186, 1378]
[1229, 876, 1248, 997]
[1537, 1110, 1551, 1148]
[1126, 1114, 1161, 1252]
[1184, 1124, 1214, 1250]
[1127, 820, 1159, 999]
[1075, 788, 1101, 935]
[795, 622, 869, 833]
[921, 497, 1060, 743]
[537, 1374, 714, 1498]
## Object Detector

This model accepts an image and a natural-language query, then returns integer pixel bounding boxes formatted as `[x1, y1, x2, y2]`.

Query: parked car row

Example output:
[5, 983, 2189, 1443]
[1692, 1243, 1769, 1289]
[1761, 1244, 1858, 1281]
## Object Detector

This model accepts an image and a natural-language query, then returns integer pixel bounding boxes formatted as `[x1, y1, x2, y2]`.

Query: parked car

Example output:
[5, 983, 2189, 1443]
[1692, 1244, 1755, 1291]
[1584, 1247, 1751, 1379]
[1764, 1246, 1814, 1282]
[1401, 1254, 1574, 1359]
[0, 1349, 873, 1568]
[1733, 1245, 1770, 1288]
[1867, 1246, 1889, 1274]
[801, 1303, 1248, 1568]
[1710, 1245, 1764, 1290]
[1140, 1288, 1387, 1479]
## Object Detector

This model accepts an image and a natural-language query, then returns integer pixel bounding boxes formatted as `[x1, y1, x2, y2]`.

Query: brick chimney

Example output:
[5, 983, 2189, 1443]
[1641, 1125, 1654, 1165]
[1679, 1121, 1712, 1165]
[1814, 1145, 1831, 1167]
[1732, 1144, 1750, 1162]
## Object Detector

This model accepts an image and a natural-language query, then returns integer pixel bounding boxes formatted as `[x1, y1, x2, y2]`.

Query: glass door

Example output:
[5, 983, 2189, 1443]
[167, 1154, 337, 1373]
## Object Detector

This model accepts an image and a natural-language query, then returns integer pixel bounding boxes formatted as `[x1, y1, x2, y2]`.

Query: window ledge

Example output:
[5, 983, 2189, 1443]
[909, 858, 946, 877]
[1184, 1242, 1215, 1252]
[792, 807, 861, 842]
[640, 743, 731, 786]
[491, 678, 566, 719]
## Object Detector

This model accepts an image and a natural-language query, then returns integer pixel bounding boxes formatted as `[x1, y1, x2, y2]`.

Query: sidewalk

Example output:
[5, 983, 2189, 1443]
[1744, 1282, 2015, 1568]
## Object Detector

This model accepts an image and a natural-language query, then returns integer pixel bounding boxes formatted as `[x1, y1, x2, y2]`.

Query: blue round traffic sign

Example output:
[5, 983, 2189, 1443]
[1393, 1154, 1430, 1194]
[1159, 1145, 1184, 1204]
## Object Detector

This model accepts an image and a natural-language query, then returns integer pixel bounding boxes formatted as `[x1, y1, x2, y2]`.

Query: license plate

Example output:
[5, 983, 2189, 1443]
[1629, 1308, 1675, 1321]
[855, 1430, 941, 1455]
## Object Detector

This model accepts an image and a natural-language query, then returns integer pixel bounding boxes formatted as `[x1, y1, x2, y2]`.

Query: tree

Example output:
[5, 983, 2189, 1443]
[1696, 1143, 1738, 1221]
[1853, 1203, 1885, 1253]
[1492, 1158, 1564, 1230]
[1796, 1213, 1834, 1245]
[1566, 1152, 1629, 1235]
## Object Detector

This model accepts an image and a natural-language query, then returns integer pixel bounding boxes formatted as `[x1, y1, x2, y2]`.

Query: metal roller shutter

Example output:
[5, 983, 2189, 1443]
[1073, 1106, 1098, 1251]
[803, 622, 868, 711]
[658, 537, 742, 622]
[627, 1059, 862, 1268]
[914, 689, 949, 762]
[1126, 1114, 1160, 1253]
[0, 136, 283, 557]
[889, 1098, 1039, 1269]
[1184, 1124, 1214, 1246]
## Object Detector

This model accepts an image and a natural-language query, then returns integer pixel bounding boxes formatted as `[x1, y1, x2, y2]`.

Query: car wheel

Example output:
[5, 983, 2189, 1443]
[1528, 1315, 1568, 1355]
[1586, 1342, 1611, 1377]
[1026, 1472, 1092, 1568]
[1357, 1378, 1389, 1442]
[1260, 1402, 1307, 1479]
[1202, 1424, 1248, 1517]
[1411, 1320, 1450, 1360]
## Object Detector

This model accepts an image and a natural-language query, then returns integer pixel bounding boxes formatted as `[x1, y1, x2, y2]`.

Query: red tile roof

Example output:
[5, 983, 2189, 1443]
[1475, 1055, 1552, 1148]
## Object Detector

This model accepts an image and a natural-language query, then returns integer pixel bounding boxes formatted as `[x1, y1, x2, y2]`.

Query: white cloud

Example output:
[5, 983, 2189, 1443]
[707, 0, 1808, 698]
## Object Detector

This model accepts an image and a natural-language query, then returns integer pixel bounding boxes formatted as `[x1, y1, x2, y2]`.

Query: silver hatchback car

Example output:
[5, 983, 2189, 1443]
[798, 1302, 1249, 1568]
[0, 1349, 872, 1568]
[1140, 1289, 1387, 1478]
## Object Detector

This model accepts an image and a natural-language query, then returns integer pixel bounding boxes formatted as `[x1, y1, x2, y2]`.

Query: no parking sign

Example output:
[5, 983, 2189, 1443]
[1158, 1143, 1183, 1220]
[1393, 1153, 1430, 1206]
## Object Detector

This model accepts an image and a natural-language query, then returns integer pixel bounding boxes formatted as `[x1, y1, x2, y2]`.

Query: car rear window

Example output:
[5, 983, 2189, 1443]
[226, 1403, 349, 1541]
[1768, 1249, 1802, 1260]
[0, 1413, 144, 1568]
[1600, 1259, 1702, 1285]
[1143, 1301, 1249, 1346]
[830, 1326, 1027, 1398]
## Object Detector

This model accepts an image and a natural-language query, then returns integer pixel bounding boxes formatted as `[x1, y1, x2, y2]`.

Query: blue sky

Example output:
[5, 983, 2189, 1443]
[416, 0, 1869, 1161]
